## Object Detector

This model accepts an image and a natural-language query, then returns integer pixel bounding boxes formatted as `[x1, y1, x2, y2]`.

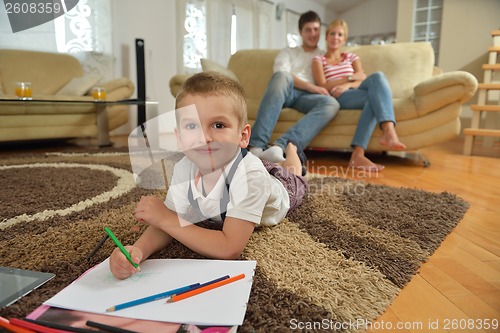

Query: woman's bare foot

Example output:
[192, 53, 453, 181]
[349, 147, 384, 172]
[379, 122, 406, 150]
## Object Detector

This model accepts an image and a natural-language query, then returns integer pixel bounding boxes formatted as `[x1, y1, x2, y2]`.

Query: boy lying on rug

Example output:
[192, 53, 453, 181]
[109, 72, 308, 279]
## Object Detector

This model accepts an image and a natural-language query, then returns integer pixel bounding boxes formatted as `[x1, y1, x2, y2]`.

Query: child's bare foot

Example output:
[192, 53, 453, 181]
[278, 142, 304, 176]
[379, 122, 406, 150]
[285, 142, 298, 155]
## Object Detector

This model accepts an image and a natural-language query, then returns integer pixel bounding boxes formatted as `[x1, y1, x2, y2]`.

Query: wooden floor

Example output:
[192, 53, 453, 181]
[1, 135, 499, 332]
[305, 138, 500, 333]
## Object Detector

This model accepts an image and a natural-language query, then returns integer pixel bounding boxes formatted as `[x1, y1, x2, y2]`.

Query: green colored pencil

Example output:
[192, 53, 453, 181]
[104, 227, 140, 271]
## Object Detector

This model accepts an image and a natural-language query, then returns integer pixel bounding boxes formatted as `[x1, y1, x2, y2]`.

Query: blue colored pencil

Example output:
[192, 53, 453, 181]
[170, 275, 230, 297]
[106, 283, 200, 312]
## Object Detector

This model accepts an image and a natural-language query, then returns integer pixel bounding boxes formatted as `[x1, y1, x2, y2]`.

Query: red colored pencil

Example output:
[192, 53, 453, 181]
[9, 318, 68, 333]
[166, 273, 245, 303]
[0, 316, 36, 333]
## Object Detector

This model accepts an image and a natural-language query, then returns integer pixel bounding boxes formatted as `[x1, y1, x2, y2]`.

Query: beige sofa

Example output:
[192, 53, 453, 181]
[0, 49, 135, 144]
[170, 42, 478, 157]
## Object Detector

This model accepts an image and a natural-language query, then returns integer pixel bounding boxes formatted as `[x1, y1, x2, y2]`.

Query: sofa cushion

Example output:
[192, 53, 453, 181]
[343, 42, 434, 98]
[55, 74, 102, 96]
[0, 49, 84, 95]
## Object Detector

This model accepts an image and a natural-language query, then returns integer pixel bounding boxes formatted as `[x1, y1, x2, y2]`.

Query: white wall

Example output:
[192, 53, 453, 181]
[440, 0, 500, 74]
[396, 0, 500, 73]
[396, 0, 500, 118]
[110, 0, 177, 135]
[337, 0, 398, 38]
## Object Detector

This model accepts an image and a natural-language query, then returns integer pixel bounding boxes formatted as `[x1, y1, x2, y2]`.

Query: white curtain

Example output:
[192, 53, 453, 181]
[285, 10, 300, 48]
[179, 0, 265, 73]
[206, 0, 232, 67]
[179, 0, 208, 73]
[232, 0, 255, 53]
[258, 0, 273, 49]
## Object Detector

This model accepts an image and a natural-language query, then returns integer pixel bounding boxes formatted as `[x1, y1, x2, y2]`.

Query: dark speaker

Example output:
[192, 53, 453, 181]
[136, 38, 146, 126]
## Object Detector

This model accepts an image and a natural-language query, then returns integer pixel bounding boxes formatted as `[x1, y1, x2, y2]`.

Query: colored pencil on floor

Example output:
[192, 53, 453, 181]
[106, 282, 201, 312]
[85, 234, 109, 260]
[0, 316, 36, 333]
[166, 274, 245, 303]
[22, 318, 101, 333]
[86, 320, 138, 333]
[8, 318, 63, 333]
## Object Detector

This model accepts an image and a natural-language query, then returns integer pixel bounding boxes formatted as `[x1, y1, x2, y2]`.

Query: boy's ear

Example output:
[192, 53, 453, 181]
[239, 124, 251, 148]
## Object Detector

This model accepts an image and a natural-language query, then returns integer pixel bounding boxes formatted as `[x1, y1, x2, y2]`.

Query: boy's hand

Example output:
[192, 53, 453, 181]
[134, 196, 172, 229]
[109, 245, 143, 280]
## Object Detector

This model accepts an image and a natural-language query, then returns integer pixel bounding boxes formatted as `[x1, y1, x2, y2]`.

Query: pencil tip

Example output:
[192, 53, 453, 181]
[106, 307, 115, 312]
[165, 298, 173, 304]
[136, 266, 141, 272]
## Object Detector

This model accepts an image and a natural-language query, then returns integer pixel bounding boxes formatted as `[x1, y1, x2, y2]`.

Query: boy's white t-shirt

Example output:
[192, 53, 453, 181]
[165, 151, 289, 227]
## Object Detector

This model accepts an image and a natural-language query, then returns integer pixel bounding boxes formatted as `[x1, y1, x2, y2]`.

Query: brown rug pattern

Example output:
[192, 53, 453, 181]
[0, 151, 469, 332]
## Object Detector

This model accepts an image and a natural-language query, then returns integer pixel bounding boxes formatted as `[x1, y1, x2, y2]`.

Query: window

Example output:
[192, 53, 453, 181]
[0, 0, 113, 79]
[286, 10, 300, 48]
[412, 0, 442, 65]
[181, 0, 208, 73]
[179, 0, 260, 74]
[258, 0, 273, 49]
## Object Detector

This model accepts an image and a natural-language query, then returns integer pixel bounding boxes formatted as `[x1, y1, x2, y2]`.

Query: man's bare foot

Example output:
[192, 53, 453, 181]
[379, 122, 406, 150]
[349, 154, 384, 172]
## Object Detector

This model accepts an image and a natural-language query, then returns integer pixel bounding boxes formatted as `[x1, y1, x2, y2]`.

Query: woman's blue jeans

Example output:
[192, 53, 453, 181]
[337, 71, 396, 150]
[249, 71, 339, 150]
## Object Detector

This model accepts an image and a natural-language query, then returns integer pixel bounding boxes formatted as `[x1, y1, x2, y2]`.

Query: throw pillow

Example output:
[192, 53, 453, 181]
[200, 59, 239, 82]
[55, 74, 102, 96]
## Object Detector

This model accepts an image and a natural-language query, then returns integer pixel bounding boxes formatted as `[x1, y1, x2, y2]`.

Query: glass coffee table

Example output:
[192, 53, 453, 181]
[0, 98, 158, 146]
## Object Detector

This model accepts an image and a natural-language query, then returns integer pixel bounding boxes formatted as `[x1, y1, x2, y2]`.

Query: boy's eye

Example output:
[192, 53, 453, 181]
[185, 123, 199, 130]
[212, 123, 225, 129]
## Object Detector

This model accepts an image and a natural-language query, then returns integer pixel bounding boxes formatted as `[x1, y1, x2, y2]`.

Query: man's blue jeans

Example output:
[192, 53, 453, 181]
[249, 71, 339, 151]
[336, 71, 396, 149]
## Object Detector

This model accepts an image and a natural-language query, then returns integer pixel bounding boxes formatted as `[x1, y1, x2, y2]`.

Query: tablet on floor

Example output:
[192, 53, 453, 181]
[0, 267, 55, 308]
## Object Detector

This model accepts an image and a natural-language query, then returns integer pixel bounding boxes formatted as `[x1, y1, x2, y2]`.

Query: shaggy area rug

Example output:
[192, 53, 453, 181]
[0, 150, 469, 332]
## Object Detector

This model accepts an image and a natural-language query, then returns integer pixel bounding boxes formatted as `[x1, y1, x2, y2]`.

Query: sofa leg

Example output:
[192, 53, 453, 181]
[384, 150, 430, 167]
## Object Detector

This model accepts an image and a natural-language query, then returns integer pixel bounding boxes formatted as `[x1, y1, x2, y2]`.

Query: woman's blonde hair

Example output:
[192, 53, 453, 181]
[326, 19, 349, 41]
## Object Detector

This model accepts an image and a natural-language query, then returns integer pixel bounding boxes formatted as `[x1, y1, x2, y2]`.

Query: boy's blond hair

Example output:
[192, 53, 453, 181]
[175, 71, 248, 128]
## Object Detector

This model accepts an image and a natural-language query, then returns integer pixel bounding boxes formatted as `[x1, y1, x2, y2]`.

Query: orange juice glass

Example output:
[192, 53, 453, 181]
[92, 87, 106, 101]
[15, 82, 32, 99]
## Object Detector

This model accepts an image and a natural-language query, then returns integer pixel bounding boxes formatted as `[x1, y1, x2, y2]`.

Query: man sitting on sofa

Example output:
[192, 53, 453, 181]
[248, 10, 339, 163]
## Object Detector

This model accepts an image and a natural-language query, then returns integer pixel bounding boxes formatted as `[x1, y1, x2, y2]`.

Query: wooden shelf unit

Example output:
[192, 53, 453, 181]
[463, 30, 500, 155]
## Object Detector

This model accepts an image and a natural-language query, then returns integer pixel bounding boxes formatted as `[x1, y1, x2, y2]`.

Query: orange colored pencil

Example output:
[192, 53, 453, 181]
[0, 316, 36, 333]
[166, 273, 245, 303]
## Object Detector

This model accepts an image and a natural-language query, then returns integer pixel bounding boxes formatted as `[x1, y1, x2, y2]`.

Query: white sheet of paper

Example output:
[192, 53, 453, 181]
[45, 258, 256, 326]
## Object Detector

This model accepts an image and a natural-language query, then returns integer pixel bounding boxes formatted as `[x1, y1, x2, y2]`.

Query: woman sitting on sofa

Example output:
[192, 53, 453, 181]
[312, 19, 406, 172]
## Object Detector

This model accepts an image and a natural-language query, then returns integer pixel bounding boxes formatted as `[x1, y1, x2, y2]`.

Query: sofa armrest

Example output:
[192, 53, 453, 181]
[413, 71, 478, 116]
[169, 74, 190, 97]
[87, 77, 135, 101]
